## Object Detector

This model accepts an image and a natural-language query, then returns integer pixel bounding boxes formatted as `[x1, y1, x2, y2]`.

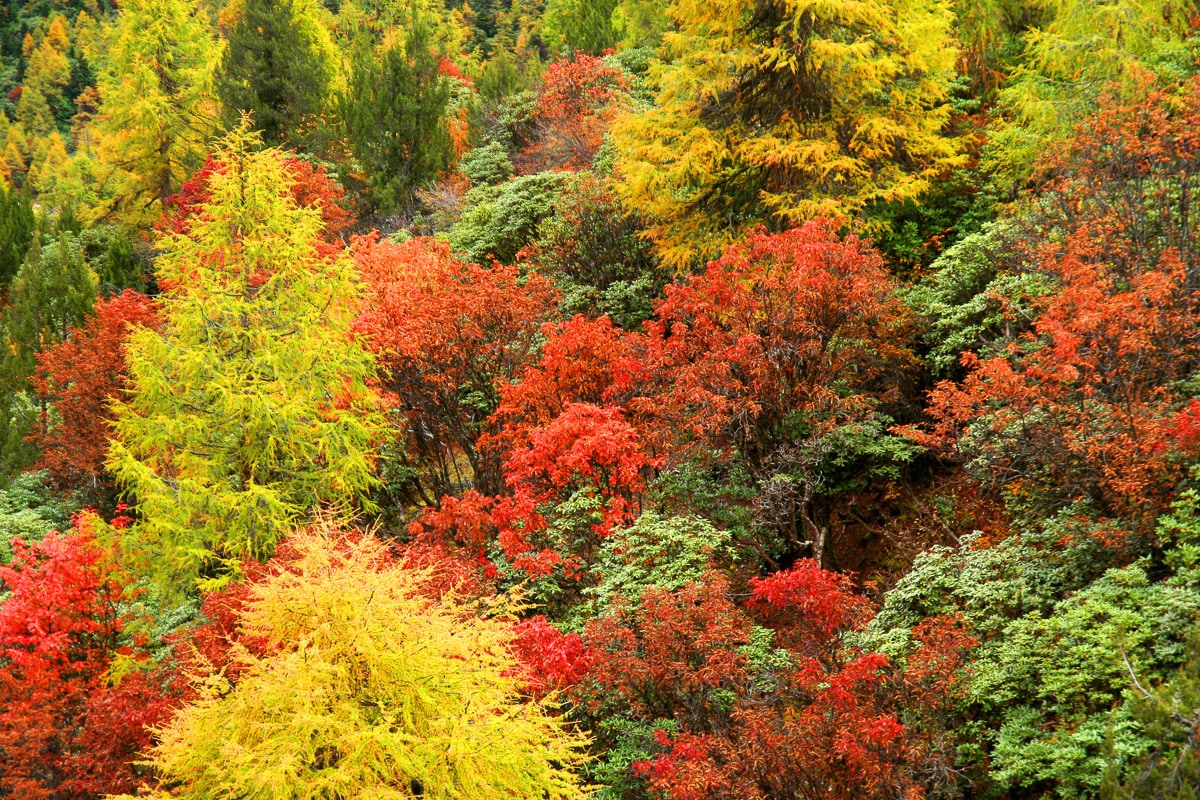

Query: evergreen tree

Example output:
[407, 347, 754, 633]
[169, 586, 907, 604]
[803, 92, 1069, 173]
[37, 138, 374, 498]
[0, 233, 99, 477]
[340, 14, 454, 213]
[214, 0, 338, 146]
[108, 129, 382, 589]
[94, 0, 220, 225]
[0, 182, 34, 286]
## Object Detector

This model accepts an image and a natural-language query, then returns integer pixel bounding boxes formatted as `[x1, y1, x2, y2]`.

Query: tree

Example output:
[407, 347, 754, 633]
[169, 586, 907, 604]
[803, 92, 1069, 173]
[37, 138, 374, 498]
[0, 233, 99, 477]
[353, 234, 558, 503]
[340, 13, 455, 213]
[581, 566, 974, 800]
[15, 17, 71, 140]
[0, 182, 34, 286]
[611, 0, 961, 266]
[112, 523, 590, 800]
[515, 51, 629, 174]
[30, 290, 158, 495]
[641, 222, 918, 565]
[214, 0, 339, 146]
[108, 130, 382, 588]
[911, 76, 1200, 529]
[0, 514, 172, 799]
[94, 0, 220, 225]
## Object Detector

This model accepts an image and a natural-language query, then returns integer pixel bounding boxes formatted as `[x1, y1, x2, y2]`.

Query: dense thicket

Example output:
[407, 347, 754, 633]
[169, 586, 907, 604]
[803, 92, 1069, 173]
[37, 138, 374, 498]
[2, 1, 1199, 798]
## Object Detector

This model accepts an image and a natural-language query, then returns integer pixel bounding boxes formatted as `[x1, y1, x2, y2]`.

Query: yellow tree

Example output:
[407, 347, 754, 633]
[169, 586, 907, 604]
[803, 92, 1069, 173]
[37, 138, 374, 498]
[15, 17, 72, 140]
[107, 523, 590, 800]
[611, 0, 961, 266]
[94, 0, 220, 225]
[108, 129, 382, 589]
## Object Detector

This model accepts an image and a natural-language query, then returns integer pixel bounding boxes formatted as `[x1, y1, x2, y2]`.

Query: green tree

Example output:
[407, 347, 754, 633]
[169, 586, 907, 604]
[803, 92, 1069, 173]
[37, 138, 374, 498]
[108, 523, 590, 800]
[340, 14, 454, 214]
[214, 0, 338, 146]
[612, 0, 962, 266]
[543, 0, 619, 55]
[0, 233, 98, 477]
[0, 182, 34, 286]
[94, 0, 220, 225]
[108, 130, 382, 589]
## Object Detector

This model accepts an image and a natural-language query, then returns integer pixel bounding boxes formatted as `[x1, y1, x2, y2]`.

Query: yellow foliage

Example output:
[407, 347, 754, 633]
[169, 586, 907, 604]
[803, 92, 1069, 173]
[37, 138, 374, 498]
[108, 523, 590, 800]
[611, 0, 962, 267]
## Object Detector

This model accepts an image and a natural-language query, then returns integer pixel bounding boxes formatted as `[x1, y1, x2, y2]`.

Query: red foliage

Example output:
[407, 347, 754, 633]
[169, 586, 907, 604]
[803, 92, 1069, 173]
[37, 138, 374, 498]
[493, 403, 655, 577]
[353, 234, 559, 500]
[644, 221, 913, 463]
[0, 515, 171, 799]
[583, 566, 973, 800]
[912, 77, 1200, 527]
[517, 52, 629, 173]
[510, 615, 592, 698]
[30, 290, 159, 491]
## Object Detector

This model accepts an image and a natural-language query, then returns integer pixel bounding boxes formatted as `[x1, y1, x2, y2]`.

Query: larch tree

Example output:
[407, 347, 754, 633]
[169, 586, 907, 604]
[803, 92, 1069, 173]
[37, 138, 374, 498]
[94, 0, 220, 226]
[108, 129, 382, 589]
[611, 0, 961, 266]
[106, 523, 590, 800]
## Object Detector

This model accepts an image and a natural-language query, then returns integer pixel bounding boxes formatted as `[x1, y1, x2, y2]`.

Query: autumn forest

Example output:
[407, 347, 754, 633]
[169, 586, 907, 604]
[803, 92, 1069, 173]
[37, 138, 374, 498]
[1, 0, 1199, 797]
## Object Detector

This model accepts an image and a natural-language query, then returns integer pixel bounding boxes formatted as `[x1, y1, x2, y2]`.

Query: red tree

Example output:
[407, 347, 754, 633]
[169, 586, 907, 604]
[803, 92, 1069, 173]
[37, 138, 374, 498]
[911, 76, 1200, 529]
[0, 514, 172, 799]
[517, 52, 629, 173]
[582, 566, 974, 800]
[30, 290, 159, 493]
[353, 234, 559, 501]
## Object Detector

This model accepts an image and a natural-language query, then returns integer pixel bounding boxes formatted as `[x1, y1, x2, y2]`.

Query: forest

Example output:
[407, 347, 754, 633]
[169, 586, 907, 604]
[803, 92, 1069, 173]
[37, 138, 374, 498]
[1, 0, 1200, 797]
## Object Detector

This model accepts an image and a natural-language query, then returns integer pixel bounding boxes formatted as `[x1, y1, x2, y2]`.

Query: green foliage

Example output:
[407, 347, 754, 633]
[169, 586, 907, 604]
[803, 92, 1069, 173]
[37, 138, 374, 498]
[115, 525, 590, 800]
[108, 130, 382, 590]
[449, 170, 566, 264]
[542, 0, 619, 55]
[902, 219, 1054, 376]
[589, 511, 731, 605]
[458, 140, 513, 185]
[0, 183, 34, 285]
[341, 13, 454, 213]
[215, 0, 338, 146]
[0, 470, 75, 563]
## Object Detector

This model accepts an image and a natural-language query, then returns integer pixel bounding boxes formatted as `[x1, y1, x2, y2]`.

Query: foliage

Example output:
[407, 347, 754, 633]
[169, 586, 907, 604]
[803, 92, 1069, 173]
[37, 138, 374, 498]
[589, 511, 731, 604]
[0, 470, 75, 563]
[341, 12, 455, 213]
[0, 514, 171, 799]
[353, 234, 558, 501]
[0, 182, 34, 285]
[612, 0, 962, 266]
[108, 130, 382, 589]
[116, 523, 590, 800]
[93, 0, 219, 225]
[450, 170, 568, 264]
[31, 289, 158, 494]
[215, 0, 338, 146]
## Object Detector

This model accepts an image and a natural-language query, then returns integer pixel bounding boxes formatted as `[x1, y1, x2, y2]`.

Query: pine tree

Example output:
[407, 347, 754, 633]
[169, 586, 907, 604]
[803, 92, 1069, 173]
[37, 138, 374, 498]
[108, 129, 382, 589]
[214, 0, 338, 146]
[0, 183, 34, 286]
[611, 0, 962, 266]
[340, 13, 454, 213]
[94, 0, 219, 225]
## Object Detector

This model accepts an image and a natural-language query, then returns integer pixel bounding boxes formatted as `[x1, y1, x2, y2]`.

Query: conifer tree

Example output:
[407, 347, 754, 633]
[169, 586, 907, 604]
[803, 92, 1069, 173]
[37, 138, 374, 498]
[612, 0, 961, 266]
[94, 0, 219, 225]
[108, 524, 590, 800]
[0, 183, 34, 286]
[108, 129, 382, 588]
[340, 13, 454, 213]
[214, 0, 338, 146]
